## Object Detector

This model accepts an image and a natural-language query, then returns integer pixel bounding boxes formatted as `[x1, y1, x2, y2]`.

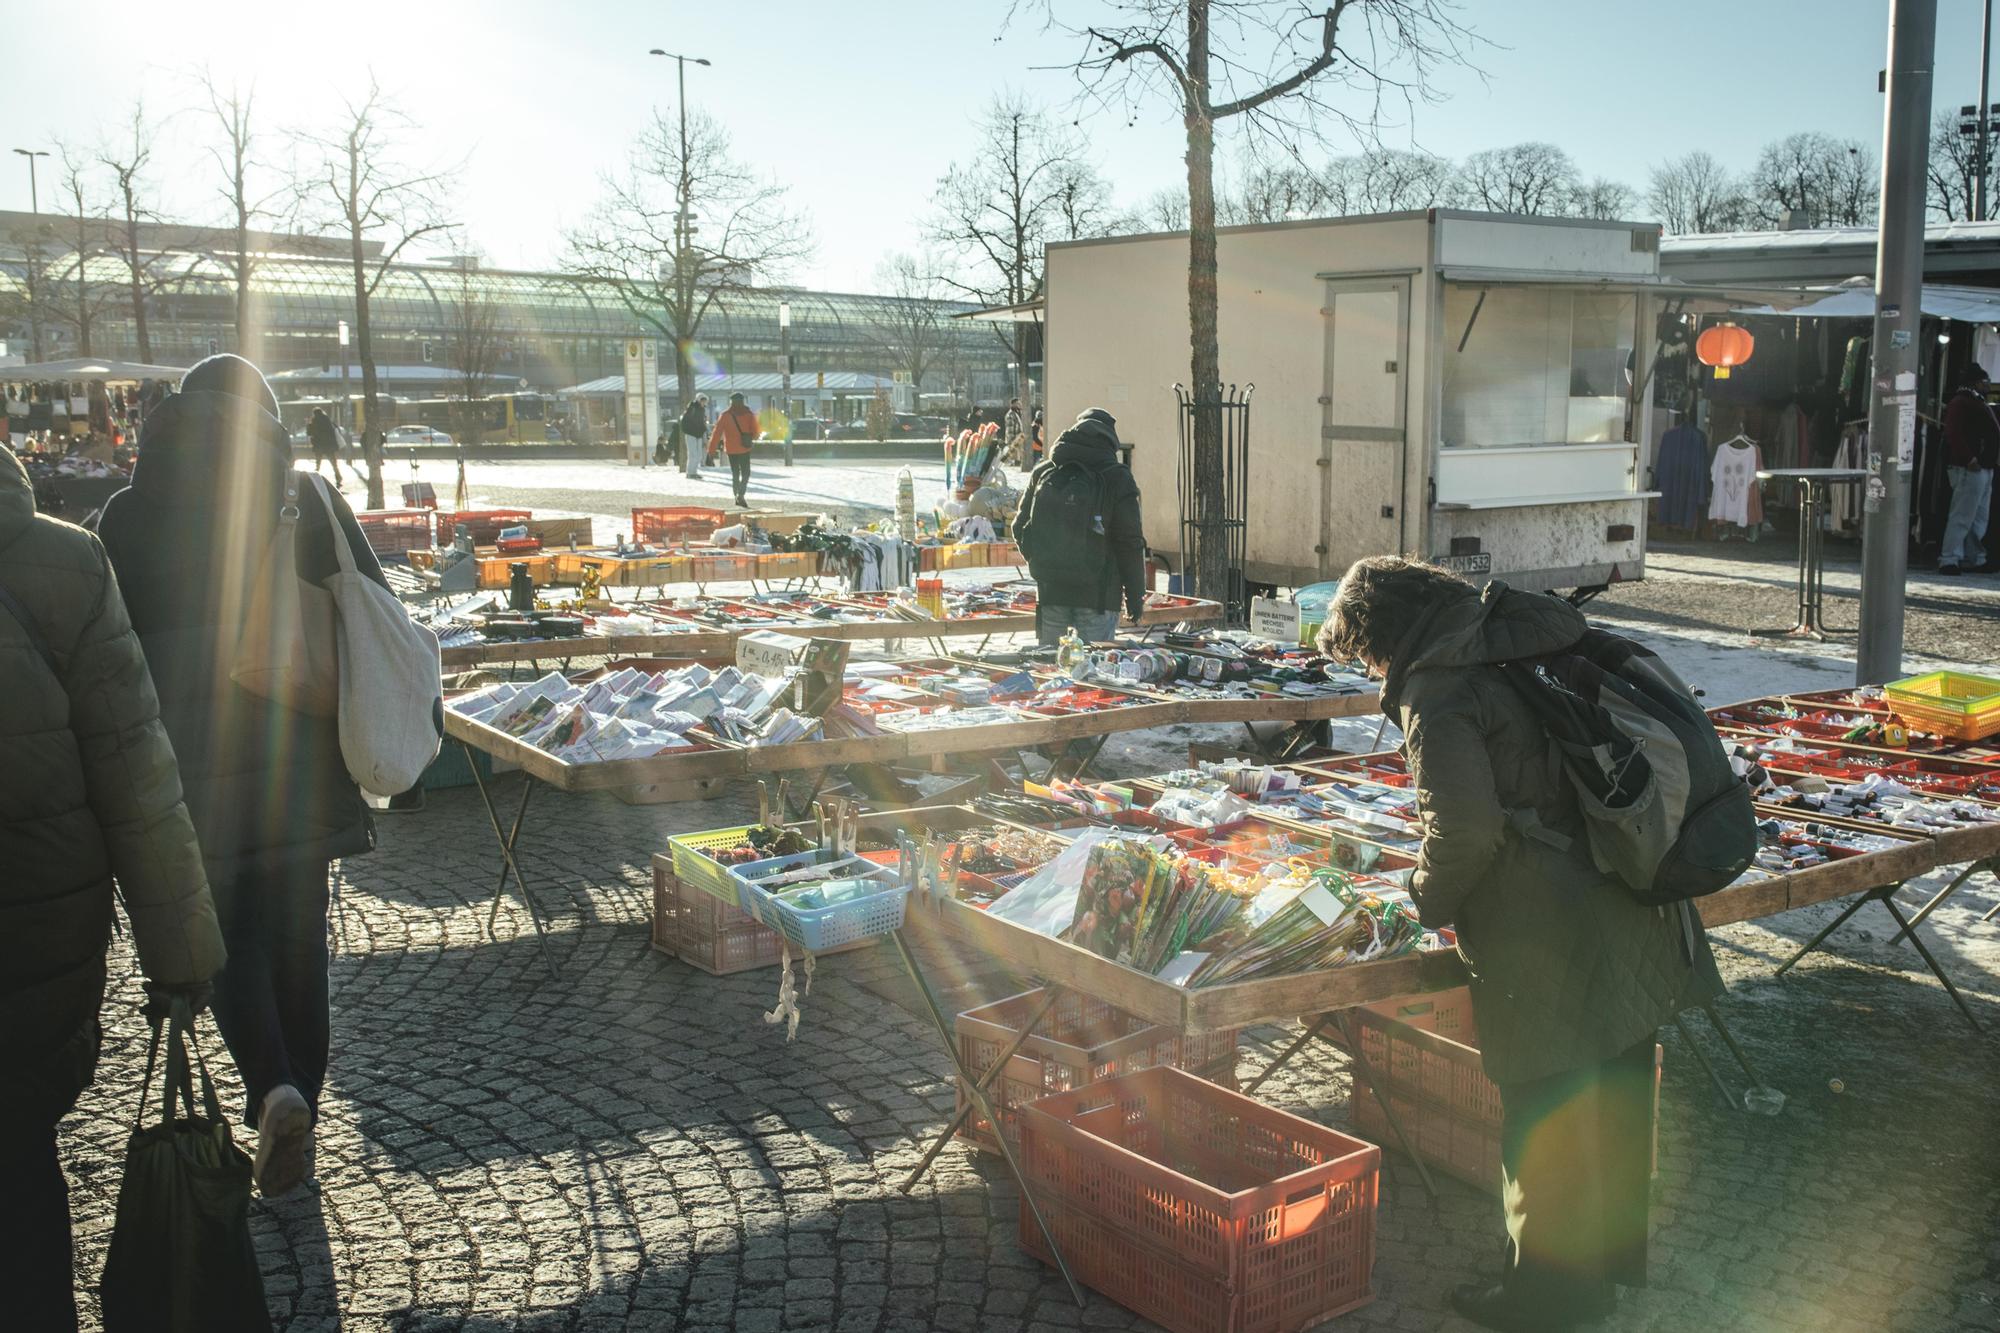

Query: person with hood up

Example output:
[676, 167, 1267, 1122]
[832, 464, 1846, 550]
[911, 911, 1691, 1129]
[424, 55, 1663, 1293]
[1013, 407, 1147, 645]
[306, 405, 345, 482]
[0, 444, 226, 1330]
[680, 393, 710, 480]
[96, 353, 390, 1200]
[707, 390, 761, 508]
[1940, 364, 1999, 574]
[1320, 556, 1724, 1333]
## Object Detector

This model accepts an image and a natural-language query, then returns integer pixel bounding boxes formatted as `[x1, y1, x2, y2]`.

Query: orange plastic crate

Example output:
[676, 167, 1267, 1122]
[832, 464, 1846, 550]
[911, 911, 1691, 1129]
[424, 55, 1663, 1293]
[632, 506, 724, 545]
[954, 989, 1235, 1153]
[1019, 1066, 1377, 1333]
[353, 508, 433, 556]
[436, 508, 531, 544]
[684, 551, 757, 583]
[757, 551, 821, 580]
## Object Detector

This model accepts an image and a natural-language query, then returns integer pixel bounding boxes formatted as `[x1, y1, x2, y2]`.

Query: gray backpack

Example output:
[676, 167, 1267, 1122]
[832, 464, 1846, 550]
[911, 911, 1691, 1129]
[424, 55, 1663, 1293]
[1499, 628, 1756, 906]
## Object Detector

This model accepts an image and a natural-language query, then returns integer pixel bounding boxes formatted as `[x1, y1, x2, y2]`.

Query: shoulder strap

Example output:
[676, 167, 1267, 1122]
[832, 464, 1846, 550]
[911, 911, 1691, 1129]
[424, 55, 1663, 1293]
[0, 582, 58, 676]
[298, 472, 359, 576]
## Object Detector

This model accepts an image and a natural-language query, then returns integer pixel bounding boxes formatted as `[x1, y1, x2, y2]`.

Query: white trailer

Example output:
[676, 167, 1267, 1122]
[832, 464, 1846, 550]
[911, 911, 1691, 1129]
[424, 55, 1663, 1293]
[1044, 209, 1716, 592]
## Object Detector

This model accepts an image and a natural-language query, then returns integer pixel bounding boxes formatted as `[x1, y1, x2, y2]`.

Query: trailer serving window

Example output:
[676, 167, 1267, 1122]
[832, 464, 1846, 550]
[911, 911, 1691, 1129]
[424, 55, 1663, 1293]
[1440, 283, 1636, 448]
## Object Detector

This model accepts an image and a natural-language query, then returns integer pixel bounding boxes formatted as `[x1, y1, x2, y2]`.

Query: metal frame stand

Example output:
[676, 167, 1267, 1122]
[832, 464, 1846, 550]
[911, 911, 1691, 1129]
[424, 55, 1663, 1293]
[1670, 1003, 1770, 1111]
[1754, 476, 1861, 641]
[887, 931, 1085, 1306]
[463, 742, 558, 977]
[1886, 856, 1998, 947]
[1775, 882, 1982, 1031]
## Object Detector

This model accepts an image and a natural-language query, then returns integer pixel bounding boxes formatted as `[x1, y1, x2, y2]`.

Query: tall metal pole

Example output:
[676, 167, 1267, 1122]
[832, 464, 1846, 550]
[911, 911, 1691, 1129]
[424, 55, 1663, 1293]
[1858, 0, 1937, 685]
[13, 147, 49, 363]
[1980, 0, 1994, 220]
[779, 299, 793, 467]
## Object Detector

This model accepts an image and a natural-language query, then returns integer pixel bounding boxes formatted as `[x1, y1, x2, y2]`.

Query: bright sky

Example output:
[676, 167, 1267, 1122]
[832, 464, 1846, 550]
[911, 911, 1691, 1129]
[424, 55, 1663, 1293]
[0, 0, 1987, 291]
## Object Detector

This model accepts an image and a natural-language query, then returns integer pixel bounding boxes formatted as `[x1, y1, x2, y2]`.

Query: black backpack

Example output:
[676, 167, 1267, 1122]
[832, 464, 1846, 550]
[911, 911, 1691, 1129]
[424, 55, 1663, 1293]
[1015, 458, 1109, 577]
[1498, 627, 1756, 906]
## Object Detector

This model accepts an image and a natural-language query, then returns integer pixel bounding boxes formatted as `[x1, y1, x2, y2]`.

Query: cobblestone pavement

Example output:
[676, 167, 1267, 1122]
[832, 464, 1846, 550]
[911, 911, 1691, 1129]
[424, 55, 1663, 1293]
[55, 750, 2000, 1331]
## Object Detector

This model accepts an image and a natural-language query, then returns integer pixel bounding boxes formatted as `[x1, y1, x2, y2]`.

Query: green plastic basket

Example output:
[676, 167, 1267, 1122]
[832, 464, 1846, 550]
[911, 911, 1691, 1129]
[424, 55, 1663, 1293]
[668, 826, 759, 904]
[1884, 671, 2000, 741]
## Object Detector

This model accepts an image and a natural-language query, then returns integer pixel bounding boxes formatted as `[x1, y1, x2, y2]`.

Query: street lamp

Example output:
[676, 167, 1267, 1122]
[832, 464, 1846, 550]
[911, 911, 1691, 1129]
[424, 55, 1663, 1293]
[648, 48, 711, 411]
[778, 299, 793, 466]
[12, 147, 49, 363]
[337, 319, 352, 436]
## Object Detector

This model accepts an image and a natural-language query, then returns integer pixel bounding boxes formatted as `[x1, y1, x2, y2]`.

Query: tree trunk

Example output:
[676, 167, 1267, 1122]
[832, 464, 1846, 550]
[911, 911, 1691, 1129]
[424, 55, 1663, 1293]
[125, 213, 150, 362]
[1183, 0, 1229, 605]
[235, 208, 255, 363]
[350, 225, 385, 508]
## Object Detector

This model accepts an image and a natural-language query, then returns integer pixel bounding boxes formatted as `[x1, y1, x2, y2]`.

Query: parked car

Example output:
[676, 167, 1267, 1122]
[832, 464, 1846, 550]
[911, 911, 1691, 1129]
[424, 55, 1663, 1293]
[386, 424, 453, 446]
[892, 414, 951, 438]
[828, 420, 872, 441]
[788, 417, 830, 441]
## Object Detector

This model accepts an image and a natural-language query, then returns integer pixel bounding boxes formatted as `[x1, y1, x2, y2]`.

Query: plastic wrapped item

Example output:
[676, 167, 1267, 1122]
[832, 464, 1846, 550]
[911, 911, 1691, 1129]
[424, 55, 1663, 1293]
[987, 829, 1167, 937]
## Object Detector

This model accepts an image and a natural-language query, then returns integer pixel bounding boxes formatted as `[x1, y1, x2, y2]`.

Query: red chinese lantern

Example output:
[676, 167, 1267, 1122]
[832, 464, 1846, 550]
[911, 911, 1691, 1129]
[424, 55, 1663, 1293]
[1696, 323, 1756, 380]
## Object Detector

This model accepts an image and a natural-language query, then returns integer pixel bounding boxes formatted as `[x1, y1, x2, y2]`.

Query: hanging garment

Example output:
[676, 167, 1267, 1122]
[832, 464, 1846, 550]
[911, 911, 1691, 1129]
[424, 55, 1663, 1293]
[1829, 427, 1866, 533]
[1709, 440, 1762, 529]
[1840, 336, 1872, 419]
[1655, 424, 1709, 528]
[1977, 326, 2000, 381]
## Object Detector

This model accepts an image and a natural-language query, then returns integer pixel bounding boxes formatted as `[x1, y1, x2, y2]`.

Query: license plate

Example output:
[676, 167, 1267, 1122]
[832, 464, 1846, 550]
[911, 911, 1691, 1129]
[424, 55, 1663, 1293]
[1436, 552, 1492, 576]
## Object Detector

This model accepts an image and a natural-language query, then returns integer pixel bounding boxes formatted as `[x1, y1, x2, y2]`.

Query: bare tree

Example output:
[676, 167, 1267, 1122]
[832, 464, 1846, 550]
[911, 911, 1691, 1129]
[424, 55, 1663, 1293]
[927, 94, 1111, 398]
[870, 252, 957, 395]
[444, 262, 499, 450]
[197, 69, 288, 361]
[45, 146, 118, 358]
[297, 77, 457, 508]
[1745, 132, 1877, 228]
[1345, 146, 1453, 211]
[1453, 141, 1579, 214]
[567, 107, 811, 424]
[1130, 186, 1191, 231]
[1646, 150, 1745, 234]
[1570, 176, 1637, 220]
[1926, 109, 1981, 222]
[1024, 1, 1479, 601]
[1222, 160, 1331, 223]
[97, 102, 172, 363]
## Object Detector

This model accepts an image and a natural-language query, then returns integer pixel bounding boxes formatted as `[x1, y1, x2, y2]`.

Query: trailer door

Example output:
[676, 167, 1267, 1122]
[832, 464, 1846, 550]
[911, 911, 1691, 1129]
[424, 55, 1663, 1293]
[1319, 278, 1409, 578]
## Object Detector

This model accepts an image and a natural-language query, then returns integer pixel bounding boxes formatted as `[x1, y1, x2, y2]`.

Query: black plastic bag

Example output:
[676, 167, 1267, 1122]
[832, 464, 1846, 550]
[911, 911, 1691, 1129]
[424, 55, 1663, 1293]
[99, 998, 271, 1332]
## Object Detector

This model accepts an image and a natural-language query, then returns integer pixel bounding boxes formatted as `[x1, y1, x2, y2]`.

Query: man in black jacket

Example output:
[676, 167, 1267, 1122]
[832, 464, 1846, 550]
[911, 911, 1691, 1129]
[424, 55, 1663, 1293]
[1014, 407, 1147, 645]
[680, 394, 709, 480]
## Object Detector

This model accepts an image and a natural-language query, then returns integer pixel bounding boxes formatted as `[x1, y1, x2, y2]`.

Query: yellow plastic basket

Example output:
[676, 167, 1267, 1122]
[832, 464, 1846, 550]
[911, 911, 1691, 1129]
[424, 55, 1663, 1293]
[1884, 671, 2000, 741]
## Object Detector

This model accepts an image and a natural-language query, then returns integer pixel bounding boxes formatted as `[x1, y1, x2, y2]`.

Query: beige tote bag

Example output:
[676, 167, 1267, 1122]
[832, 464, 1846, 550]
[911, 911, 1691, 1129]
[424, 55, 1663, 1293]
[229, 469, 339, 715]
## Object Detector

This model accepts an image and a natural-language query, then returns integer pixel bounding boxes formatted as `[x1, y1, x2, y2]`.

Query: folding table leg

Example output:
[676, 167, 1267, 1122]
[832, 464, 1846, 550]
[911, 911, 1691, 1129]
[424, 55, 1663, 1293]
[1242, 1013, 1332, 1096]
[888, 930, 1085, 1307]
[1878, 894, 1984, 1032]
[1886, 858, 1994, 947]
[1332, 1010, 1440, 1199]
[898, 985, 1063, 1193]
[1773, 888, 1879, 976]
[1672, 1014, 1741, 1109]
[466, 752, 557, 977]
[1697, 1003, 1766, 1088]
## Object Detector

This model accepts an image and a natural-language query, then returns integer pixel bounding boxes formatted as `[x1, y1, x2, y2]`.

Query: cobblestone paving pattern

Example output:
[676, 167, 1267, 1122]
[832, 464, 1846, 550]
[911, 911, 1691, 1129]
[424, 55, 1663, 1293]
[56, 764, 2000, 1332]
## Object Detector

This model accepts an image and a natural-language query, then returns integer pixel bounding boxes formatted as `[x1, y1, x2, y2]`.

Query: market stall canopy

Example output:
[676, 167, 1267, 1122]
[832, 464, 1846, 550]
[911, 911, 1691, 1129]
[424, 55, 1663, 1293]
[1435, 267, 1812, 310]
[1734, 279, 2000, 323]
[953, 299, 1044, 324]
[0, 356, 188, 384]
[555, 371, 900, 398]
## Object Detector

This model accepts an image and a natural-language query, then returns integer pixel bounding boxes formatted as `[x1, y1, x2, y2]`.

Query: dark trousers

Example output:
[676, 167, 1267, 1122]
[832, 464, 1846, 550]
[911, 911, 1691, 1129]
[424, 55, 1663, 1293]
[0, 1116, 79, 1332]
[1497, 1035, 1657, 1313]
[728, 451, 751, 504]
[208, 860, 332, 1129]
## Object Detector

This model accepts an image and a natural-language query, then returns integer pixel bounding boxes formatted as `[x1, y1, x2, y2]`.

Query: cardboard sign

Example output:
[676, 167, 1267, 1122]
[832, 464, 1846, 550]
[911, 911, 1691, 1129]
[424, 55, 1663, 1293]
[737, 630, 813, 677]
[1249, 596, 1302, 644]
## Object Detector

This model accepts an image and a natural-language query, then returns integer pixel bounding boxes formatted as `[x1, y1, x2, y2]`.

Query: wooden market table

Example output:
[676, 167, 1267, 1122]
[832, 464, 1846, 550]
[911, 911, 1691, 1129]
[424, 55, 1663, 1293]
[436, 592, 1227, 670]
[446, 666, 1381, 977]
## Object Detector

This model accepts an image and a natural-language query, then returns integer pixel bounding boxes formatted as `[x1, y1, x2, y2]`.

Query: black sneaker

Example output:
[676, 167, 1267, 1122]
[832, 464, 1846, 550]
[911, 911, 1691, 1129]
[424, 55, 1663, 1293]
[1939, 564, 1964, 577]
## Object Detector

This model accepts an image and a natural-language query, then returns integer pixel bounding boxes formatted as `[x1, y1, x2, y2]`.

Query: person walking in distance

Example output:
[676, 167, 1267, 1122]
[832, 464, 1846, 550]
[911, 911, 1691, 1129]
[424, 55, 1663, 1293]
[306, 406, 345, 483]
[1939, 365, 1999, 575]
[708, 391, 761, 508]
[1013, 407, 1148, 645]
[680, 393, 710, 480]
[1003, 397, 1026, 468]
[96, 354, 393, 1200]
[1319, 557, 1724, 1333]
[0, 445, 226, 1331]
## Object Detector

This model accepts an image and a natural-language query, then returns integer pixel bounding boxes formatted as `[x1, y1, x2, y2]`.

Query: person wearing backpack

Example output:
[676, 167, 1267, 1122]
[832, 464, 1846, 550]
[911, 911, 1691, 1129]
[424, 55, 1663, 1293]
[1321, 555, 1726, 1333]
[97, 354, 394, 1201]
[0, 446, 227, 1332]
[1013, 407, 1147, 645]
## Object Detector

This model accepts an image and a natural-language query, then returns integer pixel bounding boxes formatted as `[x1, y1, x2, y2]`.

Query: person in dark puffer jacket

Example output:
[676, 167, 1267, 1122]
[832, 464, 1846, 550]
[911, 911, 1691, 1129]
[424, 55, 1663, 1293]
[98, 353, 387, 1200]
[0, 444, 225, 1332]
[1322, 556, 1724, 1333]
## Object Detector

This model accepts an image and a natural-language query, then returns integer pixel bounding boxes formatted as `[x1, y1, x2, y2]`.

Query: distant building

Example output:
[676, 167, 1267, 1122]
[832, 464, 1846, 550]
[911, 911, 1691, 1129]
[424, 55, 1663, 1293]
[0, 211, 1012, 403]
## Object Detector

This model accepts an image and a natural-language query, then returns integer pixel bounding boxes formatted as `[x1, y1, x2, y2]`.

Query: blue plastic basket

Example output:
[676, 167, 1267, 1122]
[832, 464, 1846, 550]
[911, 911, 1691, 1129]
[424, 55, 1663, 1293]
[729, 850, 910, 952]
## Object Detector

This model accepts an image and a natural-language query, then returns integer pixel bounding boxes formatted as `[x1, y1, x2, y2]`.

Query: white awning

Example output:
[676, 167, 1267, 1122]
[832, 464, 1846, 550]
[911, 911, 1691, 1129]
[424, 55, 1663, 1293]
[1735, 280, 2000, 323]
[1437, 267, 1810, 309]
[954, 299, 1044, 324]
